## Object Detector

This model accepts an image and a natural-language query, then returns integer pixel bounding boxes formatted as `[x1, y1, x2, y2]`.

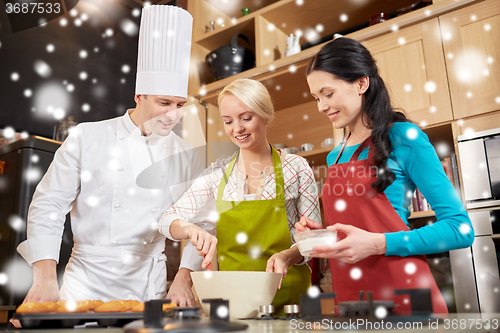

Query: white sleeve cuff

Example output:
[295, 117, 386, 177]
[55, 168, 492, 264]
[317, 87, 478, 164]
[159, 213, 183, 241]
[179, 241, 203, 271]
[290, 243, 309, 265]
[17, 236, 62, 266]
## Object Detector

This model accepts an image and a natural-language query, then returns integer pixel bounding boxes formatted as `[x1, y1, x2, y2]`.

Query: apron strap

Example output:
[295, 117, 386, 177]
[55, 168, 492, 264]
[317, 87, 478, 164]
[148, 254, 167, 300]
[217, 151, 238, 205]
[349, 136, 372, 162]
[216, 145, 284, 203]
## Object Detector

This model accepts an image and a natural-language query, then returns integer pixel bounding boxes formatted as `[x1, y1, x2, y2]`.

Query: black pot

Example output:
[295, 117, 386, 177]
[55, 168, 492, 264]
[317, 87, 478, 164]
[206, 33, 255, 81]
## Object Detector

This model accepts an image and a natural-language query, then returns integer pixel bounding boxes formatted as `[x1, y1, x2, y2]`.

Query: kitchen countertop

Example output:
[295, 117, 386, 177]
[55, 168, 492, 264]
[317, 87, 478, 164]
[2, 313, 500, 332]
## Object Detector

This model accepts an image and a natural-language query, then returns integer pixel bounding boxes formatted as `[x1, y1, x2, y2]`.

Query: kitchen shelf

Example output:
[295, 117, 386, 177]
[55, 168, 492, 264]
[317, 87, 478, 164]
[195, 16, 256, 50]
[297, 146, 334, 167]
[196, 51, 316, 110]
[409, 210, 436, 219]
[193, 0, 481, 111]
[197, 0, 417, 51]
[204, 0, 279, 19]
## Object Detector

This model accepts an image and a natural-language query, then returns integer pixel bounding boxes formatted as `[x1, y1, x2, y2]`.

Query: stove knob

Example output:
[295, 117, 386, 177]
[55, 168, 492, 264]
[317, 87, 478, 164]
[284, 304, 300, 315]
[258, 305, 275, 316]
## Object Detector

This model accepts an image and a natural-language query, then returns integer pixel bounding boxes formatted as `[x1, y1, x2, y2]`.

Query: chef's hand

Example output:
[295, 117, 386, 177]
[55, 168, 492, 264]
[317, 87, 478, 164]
[167, 268, 195, 307]
[169, 219, 217, 269]
[24, 260, 60, 303]
[309, 223, 387, 263]
[266, 247, 303, 289]
[295, 216, 324, 232]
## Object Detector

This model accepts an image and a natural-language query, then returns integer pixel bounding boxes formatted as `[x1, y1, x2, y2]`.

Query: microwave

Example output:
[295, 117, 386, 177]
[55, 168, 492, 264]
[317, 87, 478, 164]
[458, 127, 500, 209]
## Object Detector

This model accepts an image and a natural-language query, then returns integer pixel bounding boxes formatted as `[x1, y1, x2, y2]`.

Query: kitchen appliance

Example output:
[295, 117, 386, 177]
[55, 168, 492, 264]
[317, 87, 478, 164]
[452, 127, 500, 313]
[457, 127, 500, 209]
[450, 208, 500, 313]
[0, 136, 73, 307]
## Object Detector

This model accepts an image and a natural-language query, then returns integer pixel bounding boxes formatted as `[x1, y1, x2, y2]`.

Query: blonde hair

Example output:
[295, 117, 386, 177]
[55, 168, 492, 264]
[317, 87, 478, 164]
[218, 79, 275, 124]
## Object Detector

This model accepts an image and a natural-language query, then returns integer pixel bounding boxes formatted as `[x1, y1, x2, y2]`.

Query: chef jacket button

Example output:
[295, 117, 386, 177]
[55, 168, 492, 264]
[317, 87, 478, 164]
[119, 137, 125, 140]
[117, 167, 124, 171]
[159, 174, 165, 178]
[151, 209, 157, 213]
[143, 241, 148, 245]
[112, 240, 117, 245]
[114, 204, 121, 209]
[163, 144, 167, 148]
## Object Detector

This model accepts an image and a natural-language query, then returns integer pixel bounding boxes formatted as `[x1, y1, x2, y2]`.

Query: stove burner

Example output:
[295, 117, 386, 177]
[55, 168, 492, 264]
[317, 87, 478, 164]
[125, 299, 248, 332]
[255, 304, 276, 320]
[171, 307, 201, 320]
[299, 288, 434, 319]
[337, 291, 394, 317]
[283, 304, 300, 319]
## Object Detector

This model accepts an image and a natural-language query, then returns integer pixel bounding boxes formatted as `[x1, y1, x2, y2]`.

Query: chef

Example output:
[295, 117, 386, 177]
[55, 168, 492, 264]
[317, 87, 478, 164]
[17, 5, 214, 305]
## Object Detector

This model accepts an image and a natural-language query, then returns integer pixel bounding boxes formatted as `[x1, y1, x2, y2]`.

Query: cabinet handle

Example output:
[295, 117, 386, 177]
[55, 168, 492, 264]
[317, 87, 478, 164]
[0, 161, 4, 174]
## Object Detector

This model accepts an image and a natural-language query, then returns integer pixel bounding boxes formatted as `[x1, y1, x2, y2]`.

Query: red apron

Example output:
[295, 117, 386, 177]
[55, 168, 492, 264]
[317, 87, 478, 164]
[323, 137, 448, 314]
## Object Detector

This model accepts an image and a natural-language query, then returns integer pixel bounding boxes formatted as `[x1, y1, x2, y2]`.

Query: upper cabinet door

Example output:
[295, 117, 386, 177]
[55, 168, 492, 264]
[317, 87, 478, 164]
[440, 0, 500, 119]
[362, 19, 453, 127]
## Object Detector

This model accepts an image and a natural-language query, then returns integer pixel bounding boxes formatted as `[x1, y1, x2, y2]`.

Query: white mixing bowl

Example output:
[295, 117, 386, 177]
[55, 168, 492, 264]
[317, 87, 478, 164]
[191, 271, 281, 319]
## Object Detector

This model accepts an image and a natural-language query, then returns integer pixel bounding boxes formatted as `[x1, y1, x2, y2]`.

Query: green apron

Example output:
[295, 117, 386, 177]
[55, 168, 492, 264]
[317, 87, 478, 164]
[216, 146, 311, 315]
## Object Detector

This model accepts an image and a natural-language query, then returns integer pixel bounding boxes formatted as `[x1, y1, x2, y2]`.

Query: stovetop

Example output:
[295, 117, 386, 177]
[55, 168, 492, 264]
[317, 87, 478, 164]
[123, 288, 442, 332]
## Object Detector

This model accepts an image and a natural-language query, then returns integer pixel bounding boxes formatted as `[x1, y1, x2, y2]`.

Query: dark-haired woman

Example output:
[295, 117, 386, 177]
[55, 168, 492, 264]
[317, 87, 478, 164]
[296, 37, 474, 314]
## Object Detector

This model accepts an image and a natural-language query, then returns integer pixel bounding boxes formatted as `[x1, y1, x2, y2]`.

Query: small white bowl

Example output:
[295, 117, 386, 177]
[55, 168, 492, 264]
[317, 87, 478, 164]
[295, 229, 337, 256]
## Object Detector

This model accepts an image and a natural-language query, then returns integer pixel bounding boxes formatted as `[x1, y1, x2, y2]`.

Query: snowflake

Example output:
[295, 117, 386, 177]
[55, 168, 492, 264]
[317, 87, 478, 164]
[335, 199, 346, 212]
[459, 223, 472, 235]
[236, 232, 248, 244]
[9, 215, 24, 232]
[120, 19, 138, 37]
[307, 285, 320, 298]
[350, 267, 362, 280]
[375, 306, 388, 319]
[0, 273, 7, 285]
[249, 246, 261, 260]
[406, 128, 418, 140]
[86, 196, 99, 207]
[404, 262, 417, 275]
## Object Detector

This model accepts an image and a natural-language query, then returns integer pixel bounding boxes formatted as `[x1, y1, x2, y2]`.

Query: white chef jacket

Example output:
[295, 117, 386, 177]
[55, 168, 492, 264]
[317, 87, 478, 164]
[17, 110, 209, 302]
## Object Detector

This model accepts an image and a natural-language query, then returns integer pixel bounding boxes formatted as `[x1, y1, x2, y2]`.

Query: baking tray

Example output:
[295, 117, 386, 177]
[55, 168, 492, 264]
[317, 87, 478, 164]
[12, 311, 143, 328]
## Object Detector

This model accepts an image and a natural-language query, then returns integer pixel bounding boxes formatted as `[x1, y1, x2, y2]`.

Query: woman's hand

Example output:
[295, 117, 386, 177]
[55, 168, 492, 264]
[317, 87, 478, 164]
[169, 219, 218, 269]
[309, 223, 387, 263]
[295, 216, 324, 232]
[184, 224, 218, 269]
[266, 247, 303, 289]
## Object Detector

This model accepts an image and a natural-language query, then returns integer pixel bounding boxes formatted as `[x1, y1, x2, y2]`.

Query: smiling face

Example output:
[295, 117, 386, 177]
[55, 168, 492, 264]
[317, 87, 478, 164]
[307, 70, 368, 131]
[220, 94, 268, 151]
[132, 95, 186, 136]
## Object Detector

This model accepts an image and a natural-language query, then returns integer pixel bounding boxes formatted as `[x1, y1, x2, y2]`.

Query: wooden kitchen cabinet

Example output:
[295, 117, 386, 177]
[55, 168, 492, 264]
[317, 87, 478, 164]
[187, 0, 481, 165]
[361, 18, 453, 126]
[440, 0, 500, 119]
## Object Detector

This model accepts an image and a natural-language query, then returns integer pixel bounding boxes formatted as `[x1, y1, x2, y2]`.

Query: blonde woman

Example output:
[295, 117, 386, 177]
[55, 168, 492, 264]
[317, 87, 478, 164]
[160, 79, 320, 314]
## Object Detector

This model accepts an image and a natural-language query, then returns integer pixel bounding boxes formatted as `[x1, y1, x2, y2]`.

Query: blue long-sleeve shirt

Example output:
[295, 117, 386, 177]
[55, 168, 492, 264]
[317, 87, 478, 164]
[326, 122, 474, 256]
